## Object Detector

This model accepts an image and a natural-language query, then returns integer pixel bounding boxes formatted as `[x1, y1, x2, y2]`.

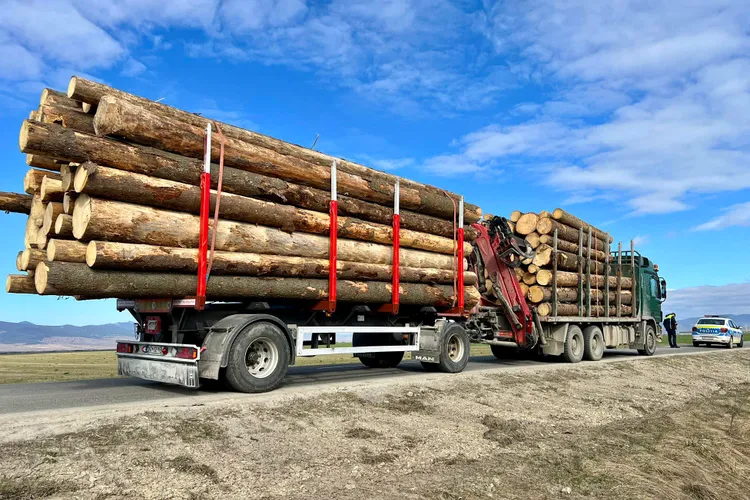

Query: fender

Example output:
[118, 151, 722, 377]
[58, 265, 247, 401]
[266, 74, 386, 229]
[199, 314, 293, 380]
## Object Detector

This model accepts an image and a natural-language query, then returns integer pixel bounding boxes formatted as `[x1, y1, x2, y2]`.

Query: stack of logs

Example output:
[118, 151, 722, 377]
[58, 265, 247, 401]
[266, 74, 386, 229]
[499, 209, 634, 317]
[2, 78, 482, 309]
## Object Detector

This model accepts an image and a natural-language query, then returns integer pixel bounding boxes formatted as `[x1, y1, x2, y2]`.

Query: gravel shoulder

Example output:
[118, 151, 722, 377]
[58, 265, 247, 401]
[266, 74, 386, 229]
[1, 349, 749, 499]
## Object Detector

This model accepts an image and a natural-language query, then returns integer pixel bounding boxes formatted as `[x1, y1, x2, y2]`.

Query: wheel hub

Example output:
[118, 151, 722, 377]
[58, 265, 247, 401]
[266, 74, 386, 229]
[244, 338, 279, 379]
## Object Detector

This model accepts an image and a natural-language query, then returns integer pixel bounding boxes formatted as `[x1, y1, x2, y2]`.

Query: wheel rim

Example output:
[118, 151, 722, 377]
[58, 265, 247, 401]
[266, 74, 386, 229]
[244, 337, 279, 379]
[572, 332, 583, 357]
[446, 334, 465, 362]
[647, 331, 655, 352]
[593, 333, 603, 356]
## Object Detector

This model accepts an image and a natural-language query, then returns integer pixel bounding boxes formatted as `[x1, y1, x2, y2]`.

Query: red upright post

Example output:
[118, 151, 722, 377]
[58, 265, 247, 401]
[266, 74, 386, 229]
[391, 179, 400, 314]
[195, 122, 212, 310]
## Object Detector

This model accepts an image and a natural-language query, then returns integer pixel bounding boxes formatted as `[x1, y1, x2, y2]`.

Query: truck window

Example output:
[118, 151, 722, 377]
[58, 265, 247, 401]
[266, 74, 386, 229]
[649, 277, 660, 299]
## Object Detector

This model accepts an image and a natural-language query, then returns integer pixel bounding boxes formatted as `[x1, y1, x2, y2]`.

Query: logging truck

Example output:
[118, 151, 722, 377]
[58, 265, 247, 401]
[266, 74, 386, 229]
[115, 212, 667, 393]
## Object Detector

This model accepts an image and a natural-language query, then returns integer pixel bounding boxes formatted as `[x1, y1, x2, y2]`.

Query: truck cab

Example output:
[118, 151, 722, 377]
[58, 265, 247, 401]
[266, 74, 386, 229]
[612, 250, 667, 332]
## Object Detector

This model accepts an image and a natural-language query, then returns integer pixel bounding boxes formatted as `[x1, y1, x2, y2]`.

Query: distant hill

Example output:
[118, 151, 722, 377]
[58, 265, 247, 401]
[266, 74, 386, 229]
[677, 314, 750, 331]
[0, 321, 134, 345]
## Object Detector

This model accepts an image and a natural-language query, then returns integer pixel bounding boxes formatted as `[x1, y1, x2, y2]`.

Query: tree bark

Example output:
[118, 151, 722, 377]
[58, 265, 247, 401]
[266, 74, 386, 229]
[6, 274, 36, 294]
[0, 192, 32, 214]
[24, 169, 61, 194]
[538, 234, 607, 261]
[74, 165, 471, 255]
[536, 217, 609, 251]
[86, 241, 476, 285]
[55, 214, 74, 237]
[36, 261, 480, 307]
[20, 121, 475, 239]
[534, 269, 632, 289]
[536, 302, 632, 317]
[42, 202, 64, 235]
[40, 176, 64, 202]
[47, 239, 88, 263]
[552, 208, 612, 243]
[39, 104, 95, 134]
[72, 196, 461, 270]
[40, 88, 81, 110]
[70, 77, 482, 222]
[26, 154, 62, 171]
[528, 285, 631, 304]
[515, 213, 538, 235]
[20, 248, 46, 271]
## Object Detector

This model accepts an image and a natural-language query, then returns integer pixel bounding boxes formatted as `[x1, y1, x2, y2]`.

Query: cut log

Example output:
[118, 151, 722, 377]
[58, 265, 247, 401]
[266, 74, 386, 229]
[36, 226, 48, 249]
[532, 244, 553, 267]
[528, 286, 632, 305]
[93, 95, 480, 222]
[42, 202, 64, 235]
[24, 218, 38, 248]
[538, 235, 607, 261]
[552, 208, 612, 243]
[54, 214, 74, 237]
[19, 121, 474, 239]
[536, 303, 632, 317]
[63, 193, 76, 214]
[514, 267, 524, 282]
[86, 241, 477, 285]
[534, 269, 632, 289]
[40, 88, 81, 110]
[36, 262, 481, 307]
[20, 248, 46, 271]
[26, 154, 62, 171]
[47, 239, 88, 263]
[510, 210, 522, 223]
[515, 213, 538, 235]
[15, 251, 23, 271]
[82, 102, 96, 114]
[72, 196, 460, 270]
[536, 217, 609, 251]
[29, 110, 39, 120]
[525, 232, 541, 249]
[522, 272, 537, 285]
[24, 169, 61, 194]
[73, 165, 470, 255]
[0, 192, 32, 214]
[29, 194, 45, 227]
[39, 104, 94, 134]
[527, 264, 539, 274]
[40, 176, 64, 202]
[519, 282, 530, 298]
[71, 77, 482, 222]
[6, 274, 36, 294]
[60, 163, 78, 191]
[531, 244, 580, 271]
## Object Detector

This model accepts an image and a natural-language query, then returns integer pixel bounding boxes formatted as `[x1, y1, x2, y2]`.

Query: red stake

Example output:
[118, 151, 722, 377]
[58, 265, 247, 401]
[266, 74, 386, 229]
[195, 123, 212, 310]
[457, 197, 465, 311]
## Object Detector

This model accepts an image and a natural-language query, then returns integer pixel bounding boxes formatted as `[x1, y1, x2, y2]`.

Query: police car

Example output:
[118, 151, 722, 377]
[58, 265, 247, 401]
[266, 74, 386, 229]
[692, 316, 744, 348]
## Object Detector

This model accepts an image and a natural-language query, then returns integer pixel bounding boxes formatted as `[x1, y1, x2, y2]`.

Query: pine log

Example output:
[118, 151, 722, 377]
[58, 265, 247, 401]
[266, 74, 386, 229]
[24, 218, 38, 248]
[20, 121, 475, 240]
[94, 95, 480, 222]
[82, 102, 96, 114]
[532, 244, 553, 267]
[42, 202, 64, 235]
[54, 214, 74, 237]
[538, 235, 607, 261]
[519, 282, 530, 297]
[522, 272, 537, 285]
[63, 193, 76, 214]
[47, 239, 88, 263]
[70, 77, 481, 222]
[515, 213, 538, 235]
[552, 208, 612, 243]
[536, 303, 632, 317]
[36, 226, 48, 249]
[40, 176, 64, 202]
[527, 264, 539, 274]
[86, 241, 476, 285]
[536, 217, 609, 251]
[525, 232, 541, 249]
[15, 251, 23, 271]
[29, 194, 45, 227]
[24, 169, 60, 194]
[531, 244, 581, 271]
[6, 274, 36, 294]
[514, 268, 524, 282]
[26, 154, 62, 171]
[528, 286, 632, 305]
[29, 110, 39, 120]
[508, 221, 515, 233]
[40, 88, 81, 110]
[535, 269, 633, 289]
[60, 163, 78, 191]
[72, 196, 460, 270]
[73, 165, 471, 255]
[39, 104, 95, 134]
[36, 261, 481, 307]
[0, 192, 32, 214]
[510, 211, 522, 223]
[20, 248, 46, 270]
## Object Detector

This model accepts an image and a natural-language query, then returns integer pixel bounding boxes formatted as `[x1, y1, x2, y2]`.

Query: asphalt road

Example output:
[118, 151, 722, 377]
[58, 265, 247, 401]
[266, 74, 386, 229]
[0, 345, 709, 415]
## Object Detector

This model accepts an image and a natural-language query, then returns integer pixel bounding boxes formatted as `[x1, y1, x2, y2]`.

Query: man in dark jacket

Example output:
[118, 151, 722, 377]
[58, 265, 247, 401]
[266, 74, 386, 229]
[664, 313, 678, 348]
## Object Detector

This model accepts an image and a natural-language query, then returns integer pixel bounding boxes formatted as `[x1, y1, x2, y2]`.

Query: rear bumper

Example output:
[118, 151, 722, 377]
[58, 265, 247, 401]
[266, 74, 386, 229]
[117, 354, 200, 388]
[692, 335, 730, 343]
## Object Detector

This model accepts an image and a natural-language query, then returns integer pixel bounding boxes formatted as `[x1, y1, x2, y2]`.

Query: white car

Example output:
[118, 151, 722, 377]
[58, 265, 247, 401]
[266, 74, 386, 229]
[692, 316, 744, 348]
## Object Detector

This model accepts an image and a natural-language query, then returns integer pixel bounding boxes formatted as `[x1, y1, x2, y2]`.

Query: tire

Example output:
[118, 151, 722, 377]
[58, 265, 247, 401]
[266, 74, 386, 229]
[561, 325, 584, 363]
[583, 326, 605, 361]
[739, 335, 744, 348]
[693, 342, 700, 348]
[727, 336, 734, 349]
[436, 323, 471, 373]
[225, 322, 290, 393]
[638, 325, 657, 356]
[352, 332, 405, 369]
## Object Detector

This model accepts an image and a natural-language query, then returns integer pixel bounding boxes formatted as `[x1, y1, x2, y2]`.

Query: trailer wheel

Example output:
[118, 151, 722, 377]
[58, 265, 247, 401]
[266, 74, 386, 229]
[561, 325, 584, 363]
[583, 326, 604, 361]
[352, 333, 404, 368]
[225, 322, 290, 393]
[436, 324, 470, 373]
[638, 325, 657, 356]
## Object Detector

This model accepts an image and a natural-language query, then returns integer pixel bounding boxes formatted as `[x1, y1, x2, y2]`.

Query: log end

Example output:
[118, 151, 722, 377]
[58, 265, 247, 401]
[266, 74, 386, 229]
[528, 285, 545, 303]
[47, 240, 57, 261]
[536, 269, 552, 286]
[73, 166, 90, 193]
[18, 120, 32, 153]
[516, 213, 539, 235]
[39, 88, 50, 107]
[536, 217, 553, 235]
[72, 194, 92, 240]
[552, 208, 564, 220]
[34, 262, 50, 294]
[85, 241, 98, 267]
[67, 76, 78, 99]
[537, 303, 552, 317]
[92, 95, 119, 136]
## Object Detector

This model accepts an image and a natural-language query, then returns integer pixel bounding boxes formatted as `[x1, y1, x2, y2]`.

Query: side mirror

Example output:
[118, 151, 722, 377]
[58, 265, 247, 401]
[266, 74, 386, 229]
[660, 278, 667, 300]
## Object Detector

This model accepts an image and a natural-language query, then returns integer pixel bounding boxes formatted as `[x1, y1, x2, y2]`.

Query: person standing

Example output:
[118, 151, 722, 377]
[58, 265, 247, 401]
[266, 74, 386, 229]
[664, 312, 678, 348]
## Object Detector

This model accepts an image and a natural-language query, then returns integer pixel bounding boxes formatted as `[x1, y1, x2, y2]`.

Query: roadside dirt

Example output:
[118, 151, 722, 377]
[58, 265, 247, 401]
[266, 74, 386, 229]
[1, 350, 749, 499]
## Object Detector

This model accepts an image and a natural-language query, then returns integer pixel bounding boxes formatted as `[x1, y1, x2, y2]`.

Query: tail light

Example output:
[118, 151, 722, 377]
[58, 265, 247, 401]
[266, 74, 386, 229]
[177, 347, 198, 359]
[721, 328, 728, 333]
[116, 342, 136, 353]
[692, 327, 697, 332]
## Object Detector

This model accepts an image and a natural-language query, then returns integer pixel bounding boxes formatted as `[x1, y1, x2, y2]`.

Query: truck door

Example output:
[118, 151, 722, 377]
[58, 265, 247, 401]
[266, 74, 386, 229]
[643, 272, 663, 323]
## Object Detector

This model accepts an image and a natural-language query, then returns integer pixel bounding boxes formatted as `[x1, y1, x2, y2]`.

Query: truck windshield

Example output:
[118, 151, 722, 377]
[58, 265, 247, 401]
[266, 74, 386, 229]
[697, 319, 726, 325]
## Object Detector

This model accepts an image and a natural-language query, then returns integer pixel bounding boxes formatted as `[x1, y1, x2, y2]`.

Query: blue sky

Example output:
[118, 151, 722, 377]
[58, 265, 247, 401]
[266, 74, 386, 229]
[1, 0, 749, 324]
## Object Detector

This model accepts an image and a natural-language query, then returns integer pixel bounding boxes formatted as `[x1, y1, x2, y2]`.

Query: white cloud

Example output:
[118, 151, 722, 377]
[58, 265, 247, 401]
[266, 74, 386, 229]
[121, 58, 147, 77]
[0, 43, 43, 80]
[356, 155, 414, 171]
[665, 282, 750, 318]
[73, 0, 220, 30]
[694, 201, 750, 231]
[631, 235, 650, 247]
